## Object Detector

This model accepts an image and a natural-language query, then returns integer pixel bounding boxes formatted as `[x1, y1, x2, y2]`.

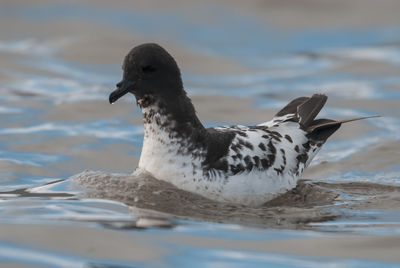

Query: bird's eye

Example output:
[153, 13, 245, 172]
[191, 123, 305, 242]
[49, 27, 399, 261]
[142, 65, 156, 73]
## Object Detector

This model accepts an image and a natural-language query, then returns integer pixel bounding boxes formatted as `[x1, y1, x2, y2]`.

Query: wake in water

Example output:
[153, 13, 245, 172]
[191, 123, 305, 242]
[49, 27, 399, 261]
[68, 169, 399, 229]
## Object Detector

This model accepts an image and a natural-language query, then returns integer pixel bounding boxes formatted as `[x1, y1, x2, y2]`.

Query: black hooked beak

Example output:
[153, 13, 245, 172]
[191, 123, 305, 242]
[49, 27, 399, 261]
[109, 80, 136, 104]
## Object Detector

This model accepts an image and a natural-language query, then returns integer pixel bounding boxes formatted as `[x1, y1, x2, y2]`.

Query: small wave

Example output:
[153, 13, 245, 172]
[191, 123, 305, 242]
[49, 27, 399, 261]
[0, 121, 142, 141]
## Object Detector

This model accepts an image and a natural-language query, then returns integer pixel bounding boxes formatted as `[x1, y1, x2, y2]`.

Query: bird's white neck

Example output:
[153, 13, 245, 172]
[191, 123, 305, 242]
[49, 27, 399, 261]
[137, 102, 208, 188]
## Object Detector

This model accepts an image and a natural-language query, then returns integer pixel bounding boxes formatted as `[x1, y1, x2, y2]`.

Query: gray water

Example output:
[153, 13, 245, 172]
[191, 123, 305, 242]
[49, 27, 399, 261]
[1, 1, 400, 267]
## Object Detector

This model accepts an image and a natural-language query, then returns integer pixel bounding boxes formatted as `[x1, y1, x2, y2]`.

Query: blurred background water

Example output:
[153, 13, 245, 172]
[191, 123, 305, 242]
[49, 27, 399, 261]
[1, 0, 400, 267]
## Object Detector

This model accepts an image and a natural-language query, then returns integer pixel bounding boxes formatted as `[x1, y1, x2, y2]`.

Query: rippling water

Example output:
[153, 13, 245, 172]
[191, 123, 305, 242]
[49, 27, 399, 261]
[1, 1, 400, 267]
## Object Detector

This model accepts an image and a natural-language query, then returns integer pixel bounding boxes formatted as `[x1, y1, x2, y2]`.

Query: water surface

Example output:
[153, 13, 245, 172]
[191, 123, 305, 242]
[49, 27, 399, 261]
[1, 0, 400, 267]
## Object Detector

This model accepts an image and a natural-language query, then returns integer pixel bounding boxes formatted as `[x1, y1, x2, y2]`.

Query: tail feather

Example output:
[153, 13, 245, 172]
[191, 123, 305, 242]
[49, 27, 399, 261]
[307, 115, 380, 142]
[306, 119, 341, 142]
[275, 94, 379, 143]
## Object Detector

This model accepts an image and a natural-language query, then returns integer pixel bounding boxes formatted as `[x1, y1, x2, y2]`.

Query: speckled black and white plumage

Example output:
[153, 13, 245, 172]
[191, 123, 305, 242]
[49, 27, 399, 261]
[109, 43, 376, 206]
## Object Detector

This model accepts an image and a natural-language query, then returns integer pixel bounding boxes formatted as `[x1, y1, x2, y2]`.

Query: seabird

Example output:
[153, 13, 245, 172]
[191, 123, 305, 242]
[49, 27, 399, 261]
[109, 43, 377, 206]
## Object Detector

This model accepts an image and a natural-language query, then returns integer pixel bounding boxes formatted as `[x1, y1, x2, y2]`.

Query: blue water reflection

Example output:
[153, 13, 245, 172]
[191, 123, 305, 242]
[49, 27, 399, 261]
[0, 1, 400, 267]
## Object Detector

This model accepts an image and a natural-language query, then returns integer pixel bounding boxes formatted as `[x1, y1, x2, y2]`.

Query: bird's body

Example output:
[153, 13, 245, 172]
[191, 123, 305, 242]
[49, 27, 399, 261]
[137, 99, 320, 206]
[110, 43, 376, 206]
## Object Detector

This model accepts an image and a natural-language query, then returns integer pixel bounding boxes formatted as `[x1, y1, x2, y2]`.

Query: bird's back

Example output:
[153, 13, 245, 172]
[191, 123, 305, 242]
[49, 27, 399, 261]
[199, 118, 313, 205]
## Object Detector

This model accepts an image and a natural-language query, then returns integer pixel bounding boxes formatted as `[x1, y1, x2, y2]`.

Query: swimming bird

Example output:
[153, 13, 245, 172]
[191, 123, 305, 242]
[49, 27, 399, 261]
[109, 43, 376, 206]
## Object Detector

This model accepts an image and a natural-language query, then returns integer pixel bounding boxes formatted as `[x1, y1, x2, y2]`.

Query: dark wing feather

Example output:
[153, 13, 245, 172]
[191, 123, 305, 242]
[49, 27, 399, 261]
[296, 94, 327, 128]
[274, 94, 328, 128]
[275, 94, 379, 143]
[202, 128, 235, 170]
[275, 97, 309, 117]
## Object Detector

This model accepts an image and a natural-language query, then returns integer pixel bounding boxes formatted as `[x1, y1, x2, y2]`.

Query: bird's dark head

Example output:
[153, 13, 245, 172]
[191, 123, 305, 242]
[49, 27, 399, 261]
[109, 43, 184, 105]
